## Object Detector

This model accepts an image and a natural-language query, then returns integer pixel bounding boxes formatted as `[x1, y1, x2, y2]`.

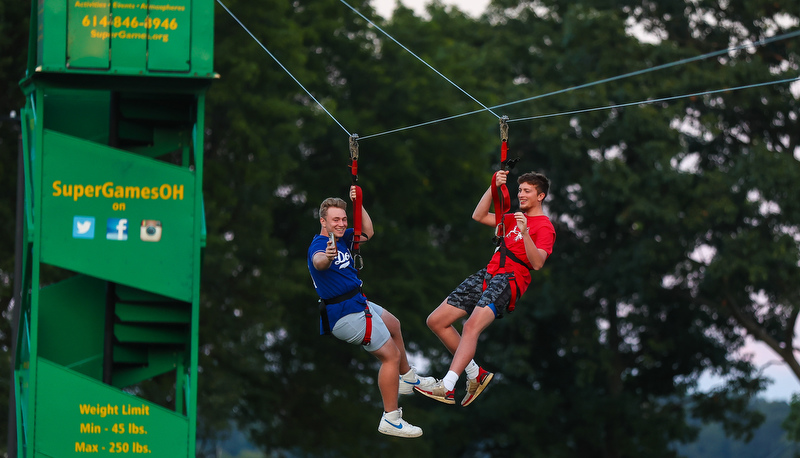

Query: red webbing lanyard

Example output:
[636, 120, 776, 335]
[349, 135, 364, 271]
[491, 117, 512, 246]
[349, 135, 371, 343]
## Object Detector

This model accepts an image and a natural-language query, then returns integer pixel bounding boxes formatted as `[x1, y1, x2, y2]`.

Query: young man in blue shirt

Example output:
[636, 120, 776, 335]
[308, 187, 434, 438]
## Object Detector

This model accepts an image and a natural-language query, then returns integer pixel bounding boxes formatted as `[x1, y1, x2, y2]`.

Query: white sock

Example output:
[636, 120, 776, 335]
[443, 371, 459, 391]
[465, 360, 479, 380]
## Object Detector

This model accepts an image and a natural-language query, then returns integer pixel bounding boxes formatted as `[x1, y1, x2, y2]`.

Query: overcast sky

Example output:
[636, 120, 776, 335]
[373, 0, 489, 17]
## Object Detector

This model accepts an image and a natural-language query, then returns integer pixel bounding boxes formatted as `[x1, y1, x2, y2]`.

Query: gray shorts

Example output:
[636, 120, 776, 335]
[331, 301, 391, 352]
[447, 268, 513, 319]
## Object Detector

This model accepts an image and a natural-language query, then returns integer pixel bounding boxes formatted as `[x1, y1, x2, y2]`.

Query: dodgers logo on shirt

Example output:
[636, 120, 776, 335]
[106, 218, 128, 241]
[73, 216, 95, 239]
[334, 250, 352, 269]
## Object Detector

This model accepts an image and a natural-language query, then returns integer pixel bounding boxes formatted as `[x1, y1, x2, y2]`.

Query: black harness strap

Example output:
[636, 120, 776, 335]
[319, 287, 361, 335]
[319, 300, 332, 335]
[504, 248, 533, 270]
[319, 287, 371, 345]
[322, 287, 362, 305]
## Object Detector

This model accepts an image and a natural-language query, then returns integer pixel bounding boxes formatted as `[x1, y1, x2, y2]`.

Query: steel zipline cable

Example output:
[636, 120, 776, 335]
[506, 76, 800, 123]
[357, 75, 800, 139]
[218, 0, 800, 141]
[216, 0, 353, 137]
[337, 0, 501, 120]
[216, 0, 497, 137]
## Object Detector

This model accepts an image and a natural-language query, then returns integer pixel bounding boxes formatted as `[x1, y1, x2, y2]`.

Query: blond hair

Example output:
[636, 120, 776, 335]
[319, 197, 347, 219]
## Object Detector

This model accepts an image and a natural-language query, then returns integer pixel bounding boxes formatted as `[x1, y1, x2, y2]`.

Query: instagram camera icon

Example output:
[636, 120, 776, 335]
[140, 220, 162, 242]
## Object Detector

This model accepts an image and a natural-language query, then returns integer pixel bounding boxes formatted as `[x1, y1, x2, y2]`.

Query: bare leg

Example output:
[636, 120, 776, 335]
[380, 309, 412, 375]
[449, 306, 495, 375]
[426, 299, 468, 355]
[370, 340, 401, 412]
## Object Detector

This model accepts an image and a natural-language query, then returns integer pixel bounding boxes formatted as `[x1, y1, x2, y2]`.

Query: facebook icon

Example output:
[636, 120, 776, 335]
[106, 218, 128, 241]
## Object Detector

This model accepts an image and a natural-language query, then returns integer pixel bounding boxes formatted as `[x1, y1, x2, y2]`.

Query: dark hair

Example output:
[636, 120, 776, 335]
[518, 172, 550, 197]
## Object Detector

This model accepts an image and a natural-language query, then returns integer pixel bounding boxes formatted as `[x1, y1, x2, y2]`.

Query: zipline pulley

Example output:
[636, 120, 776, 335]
[499, 116, 519, 172]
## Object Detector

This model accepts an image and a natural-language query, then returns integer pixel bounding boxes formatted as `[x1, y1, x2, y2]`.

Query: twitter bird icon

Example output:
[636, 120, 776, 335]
[73, 216, 95, 239]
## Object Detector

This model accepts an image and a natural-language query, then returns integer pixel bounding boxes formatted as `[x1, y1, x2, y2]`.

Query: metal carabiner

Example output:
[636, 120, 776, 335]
[493, 222, 505, 246]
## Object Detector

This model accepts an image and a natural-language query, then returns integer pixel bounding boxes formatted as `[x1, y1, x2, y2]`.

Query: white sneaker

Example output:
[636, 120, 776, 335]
[415, 375, 438, 393]
[377, 408, 423, 438]
[399, 367, 437, 395]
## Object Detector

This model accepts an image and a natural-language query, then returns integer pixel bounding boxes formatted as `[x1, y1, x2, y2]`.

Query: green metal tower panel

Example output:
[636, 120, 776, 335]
[40, 130, 198, 301]
[39, 0, 215, 77]
[38, 275, 107, 379]
[14, 0, 215, 456]
[36, 359, 190, 456]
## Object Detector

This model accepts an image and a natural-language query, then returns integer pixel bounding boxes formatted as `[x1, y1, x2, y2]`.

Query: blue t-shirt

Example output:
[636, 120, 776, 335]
[308, 228, 367, 334]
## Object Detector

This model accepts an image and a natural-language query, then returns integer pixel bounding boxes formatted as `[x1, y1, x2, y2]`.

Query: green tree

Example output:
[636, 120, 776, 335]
[0, 1, 32, 455]
[681, 399, 797, 458]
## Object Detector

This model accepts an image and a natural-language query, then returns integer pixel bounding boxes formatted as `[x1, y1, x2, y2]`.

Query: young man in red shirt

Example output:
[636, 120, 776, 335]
[415, 170, 556, 406]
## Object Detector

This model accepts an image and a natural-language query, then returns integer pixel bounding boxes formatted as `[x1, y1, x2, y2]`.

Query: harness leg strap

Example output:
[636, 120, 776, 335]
[361, 306, 373, 346]
[319, 300, 332, 335]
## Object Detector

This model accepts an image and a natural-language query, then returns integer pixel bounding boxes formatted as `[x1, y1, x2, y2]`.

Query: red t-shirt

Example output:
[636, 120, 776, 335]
[486, 214, 555, 296]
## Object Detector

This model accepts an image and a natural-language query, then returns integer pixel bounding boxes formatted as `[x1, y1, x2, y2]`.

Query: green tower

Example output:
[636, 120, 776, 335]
[13, 1, 215, 456]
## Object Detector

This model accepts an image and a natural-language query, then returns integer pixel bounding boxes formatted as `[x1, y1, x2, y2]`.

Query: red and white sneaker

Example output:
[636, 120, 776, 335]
[413, 379, 455, 405]
[461, 367, 494, 406]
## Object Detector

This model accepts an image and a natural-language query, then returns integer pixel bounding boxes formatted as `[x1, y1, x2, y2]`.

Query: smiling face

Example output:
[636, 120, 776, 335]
[517, 172, 550, 213]
[318, 197, 348, 239]
[518, 182, 544, 212]
[321, 207, 348, 239]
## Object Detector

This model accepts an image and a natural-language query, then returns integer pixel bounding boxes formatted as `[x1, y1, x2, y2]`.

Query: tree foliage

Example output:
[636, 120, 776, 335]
[0, 1, 31, 456]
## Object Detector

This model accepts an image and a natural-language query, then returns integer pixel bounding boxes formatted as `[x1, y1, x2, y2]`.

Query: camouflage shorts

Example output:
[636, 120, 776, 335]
[447, 268, 513, 319]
